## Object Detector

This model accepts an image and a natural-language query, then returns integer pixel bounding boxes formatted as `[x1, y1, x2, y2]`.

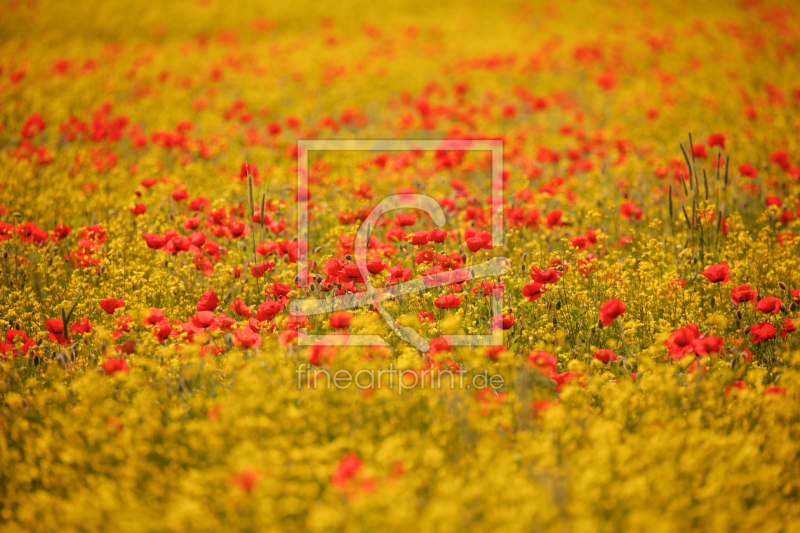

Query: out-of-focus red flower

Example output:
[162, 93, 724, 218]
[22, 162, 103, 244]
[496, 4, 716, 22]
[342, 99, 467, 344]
[707, 133, 725, 149]
[593, 349, 617, 364]
[330, 311, 353, 329]
[620, 201, 643, 221]
[100, 298, 125, 314]
[101, 357, 129, 375]
[527, 350, 556, 377]
[599, 298, 626, 326]
[723, 380, 749, 399]
[332, 454, 363, 489]
[229, 469, 260, 494]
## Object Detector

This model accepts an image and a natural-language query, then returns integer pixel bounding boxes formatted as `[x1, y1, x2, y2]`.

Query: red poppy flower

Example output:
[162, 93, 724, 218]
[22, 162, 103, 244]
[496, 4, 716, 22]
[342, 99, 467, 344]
[756, 296, 782, 314]
[256, 300, 284, 322]
[153, 320, 173, 343]
[530, 266, 561, 284]
[142, 308, 166, 326]
[229, 221, 251, 238]
[430, 228, 447, 242]
[4, 330, 34, 357]
[434, 294, 462, 309]
[701, 264, 730, 284]
[233, 327, 262, 349]
[552, 371, 587, 392]
[100, 298, 125, 314]
[190, 311, 217, 331]
[707, 133, 725, 149]
[599, 298, 626, 326]
[491, 314, 515, 330]
[750, 322, 777, 344]
[730, 284, 757, 305]
[70, 318, 93, 334]
[366, 258, 386, 274]
[620, 201, 642, 221]
[465, 230, 492, 252]
[101, 357, 129, 375]
[781, 318, 797, 339]
[330, 311, 353, 329]
[593, 349, 617, 364]
[532, 399, 555, 417]
[522, 282, 548, 302]
[723, 380, 749, 399]
[331, 454, 362, 489]
[386, 264, 411, 284]
[739, 164, 758, 178]
[196, 290, 219, 312]
[527, 350, 556, 376]
[251, 261, 275, 278]
[142, 233, 167, 250]
[229, 297, 252, 318]
[406, 231, 429, 246]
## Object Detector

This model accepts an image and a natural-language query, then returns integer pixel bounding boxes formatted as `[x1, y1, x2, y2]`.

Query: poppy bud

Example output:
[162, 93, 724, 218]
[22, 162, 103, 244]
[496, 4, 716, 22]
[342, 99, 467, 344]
[552, 316, 558, 326]
[309, 283, 316, 292]
[780, 304, 787, 313]
[458, 245, 464, 255]
[314, 246, 323, 254]
[521, 263, 526, 272]
[461, 254, 467, 263]
[345, 254, 353, 262]
[555, 301, 561, 310]
[311, 260, 317, 270]
[522, 253, 528, 262]
[597, 319, 603, 328]
[735, 319, 741, 328]
[736, 310, 742, 320]
[779, 281, 787, 290]
[709, 296, 715, 308]
[164, 260, 170, 269]
[744, 326, 751, 334]
[2, 250, 7, 258]
[117, 251, 122, 258]
[791, 302, 798, 312]
[315, 274, 323, 284]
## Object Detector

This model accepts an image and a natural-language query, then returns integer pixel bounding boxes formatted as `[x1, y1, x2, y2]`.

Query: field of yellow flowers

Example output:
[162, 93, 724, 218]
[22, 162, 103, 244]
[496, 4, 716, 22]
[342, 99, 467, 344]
[2, 0, 800, 531]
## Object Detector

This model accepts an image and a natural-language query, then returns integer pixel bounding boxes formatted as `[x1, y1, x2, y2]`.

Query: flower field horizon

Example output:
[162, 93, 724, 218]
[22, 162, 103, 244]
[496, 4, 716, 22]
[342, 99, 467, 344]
[2, 0, 800, 531]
